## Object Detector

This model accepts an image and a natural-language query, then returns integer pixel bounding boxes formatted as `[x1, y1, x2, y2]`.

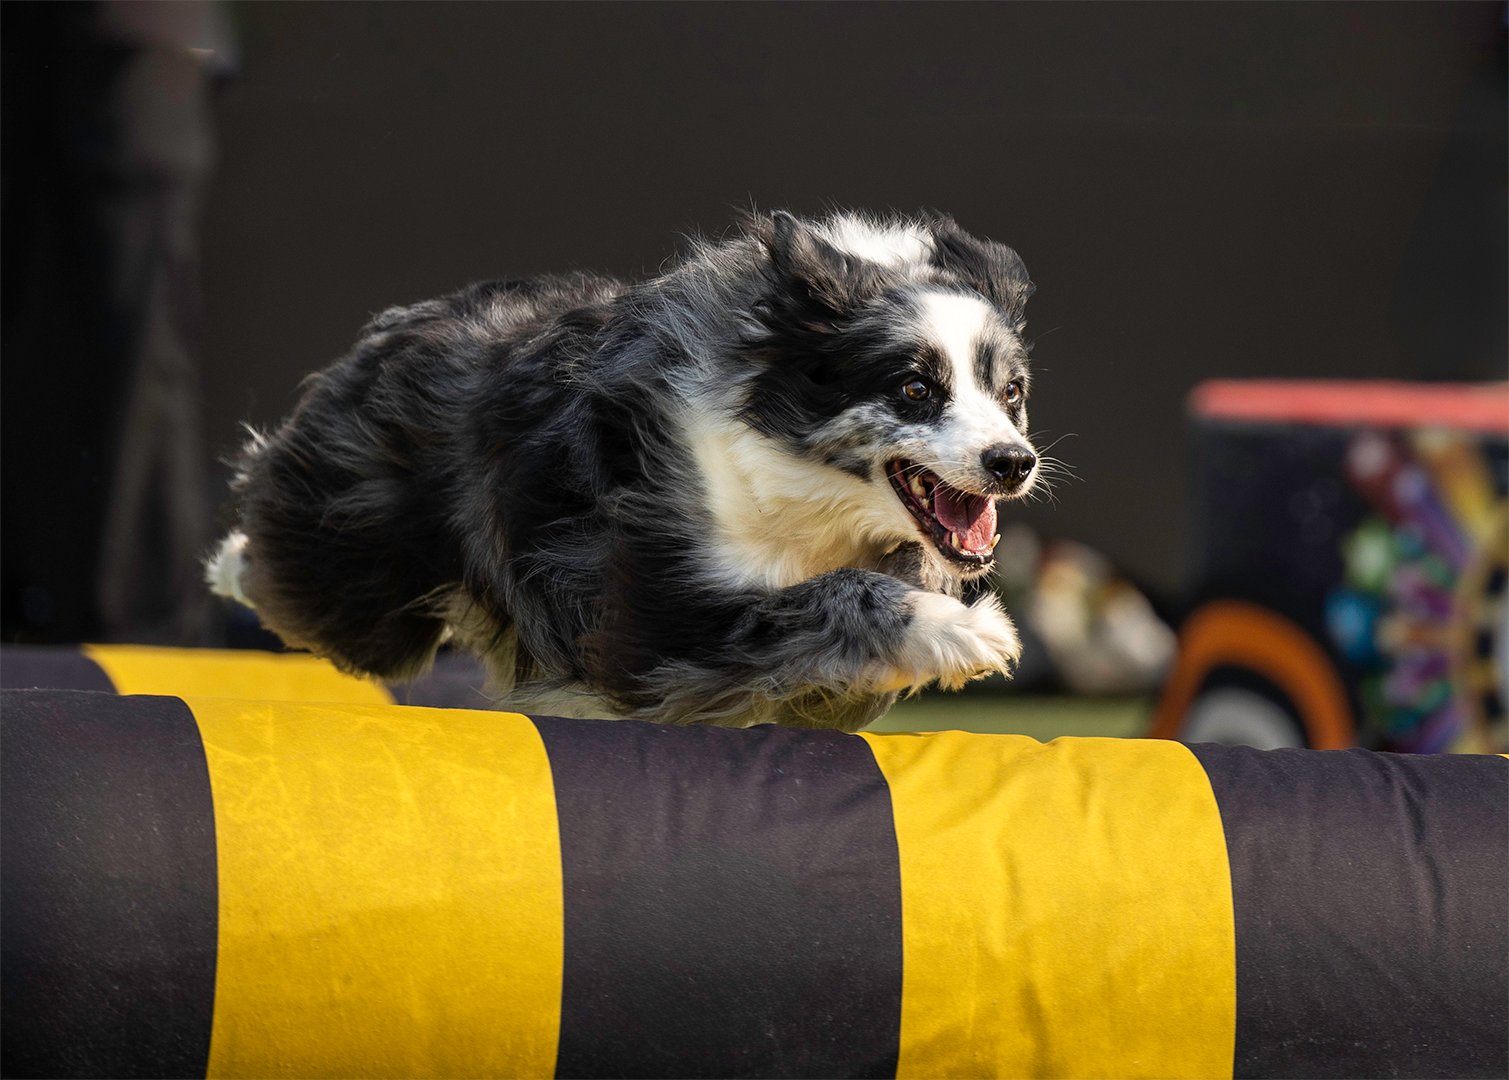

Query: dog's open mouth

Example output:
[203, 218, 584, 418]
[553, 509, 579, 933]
[885, 459, 999, 566]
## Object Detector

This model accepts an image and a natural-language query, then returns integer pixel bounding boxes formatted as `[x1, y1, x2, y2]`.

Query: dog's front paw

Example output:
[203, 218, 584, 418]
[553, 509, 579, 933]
[866, 591, 1021, 694]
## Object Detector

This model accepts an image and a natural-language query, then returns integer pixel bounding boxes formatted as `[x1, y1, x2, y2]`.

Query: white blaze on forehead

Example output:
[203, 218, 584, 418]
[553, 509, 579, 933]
[915, 289, 1033, 473]
[916, 290, 994, 393]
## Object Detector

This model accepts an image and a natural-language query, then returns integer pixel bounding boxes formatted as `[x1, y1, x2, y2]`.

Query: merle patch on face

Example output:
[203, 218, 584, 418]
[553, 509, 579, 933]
[741, 280, 1029, 453]
[742, 304, 917, 444]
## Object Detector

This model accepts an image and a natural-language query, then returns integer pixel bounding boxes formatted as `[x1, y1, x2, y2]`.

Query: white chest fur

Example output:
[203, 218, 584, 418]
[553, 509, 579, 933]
[679, 412, 905, 591]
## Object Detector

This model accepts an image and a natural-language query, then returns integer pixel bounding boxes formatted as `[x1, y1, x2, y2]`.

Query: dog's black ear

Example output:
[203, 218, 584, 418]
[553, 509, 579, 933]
[760, 210, 862, 316]
[927, 215, 1035, 324]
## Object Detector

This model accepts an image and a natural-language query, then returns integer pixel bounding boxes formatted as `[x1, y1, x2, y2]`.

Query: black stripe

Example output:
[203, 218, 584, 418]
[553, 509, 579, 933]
[385, 650, 496, 709]
[1188, 744, 1509, 1079]
[0, 646, 116, 692]
[533, 717, 902, 1080]
[1, 691, 217, 1079]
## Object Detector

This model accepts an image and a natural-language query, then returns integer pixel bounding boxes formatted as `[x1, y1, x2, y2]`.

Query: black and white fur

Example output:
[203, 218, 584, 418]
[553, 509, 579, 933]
[207, 211, 1043, 729]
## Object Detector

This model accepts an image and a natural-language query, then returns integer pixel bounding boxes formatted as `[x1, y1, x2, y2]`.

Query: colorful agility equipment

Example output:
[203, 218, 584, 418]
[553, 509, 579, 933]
[1157, 379, 1507, 753]
[3, 689, 1505, 1079]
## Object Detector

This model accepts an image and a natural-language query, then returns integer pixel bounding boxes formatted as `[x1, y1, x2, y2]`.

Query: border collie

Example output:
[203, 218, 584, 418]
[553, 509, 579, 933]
[207, 211, 1043, 729]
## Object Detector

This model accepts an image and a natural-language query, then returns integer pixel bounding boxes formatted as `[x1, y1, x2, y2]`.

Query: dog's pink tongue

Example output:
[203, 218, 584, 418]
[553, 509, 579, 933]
[933, 485, 997, 553]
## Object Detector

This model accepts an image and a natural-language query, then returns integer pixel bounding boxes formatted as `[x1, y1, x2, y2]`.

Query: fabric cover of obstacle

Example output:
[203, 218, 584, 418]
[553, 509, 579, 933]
[2, 690, 1505, 1080]
[0, 643, 497, 709]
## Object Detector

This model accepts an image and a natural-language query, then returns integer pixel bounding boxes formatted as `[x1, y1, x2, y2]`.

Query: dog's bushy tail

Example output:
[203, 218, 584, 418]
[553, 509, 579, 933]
[204, 530, 253, 608]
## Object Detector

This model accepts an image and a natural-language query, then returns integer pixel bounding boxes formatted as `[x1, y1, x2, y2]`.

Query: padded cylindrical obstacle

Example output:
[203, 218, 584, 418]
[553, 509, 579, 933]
[3, 690, 1505, 1080]
[0, 642, 497, 709]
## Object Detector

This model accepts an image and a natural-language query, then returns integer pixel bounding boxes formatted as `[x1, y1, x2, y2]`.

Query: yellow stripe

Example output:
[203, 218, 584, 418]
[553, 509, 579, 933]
[860, 732, 1235, 1080]
[191, 699, 563, 1079]
[84, 645, 394, 705]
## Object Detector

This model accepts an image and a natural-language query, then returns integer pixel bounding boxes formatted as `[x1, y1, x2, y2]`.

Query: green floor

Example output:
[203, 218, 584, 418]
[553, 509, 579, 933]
[868, 692, 1154, 740]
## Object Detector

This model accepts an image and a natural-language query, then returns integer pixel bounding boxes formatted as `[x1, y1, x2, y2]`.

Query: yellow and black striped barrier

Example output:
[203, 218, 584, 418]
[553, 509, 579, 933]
[0, 642, 494, 708]
[2, 689, 1505, 1079]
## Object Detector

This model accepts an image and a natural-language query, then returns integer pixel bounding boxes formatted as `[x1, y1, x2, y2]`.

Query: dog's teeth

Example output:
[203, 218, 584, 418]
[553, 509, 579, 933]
[991, 533, 1001, 547]
[949, 531, 961, 549]
[909, 476, 926, 498]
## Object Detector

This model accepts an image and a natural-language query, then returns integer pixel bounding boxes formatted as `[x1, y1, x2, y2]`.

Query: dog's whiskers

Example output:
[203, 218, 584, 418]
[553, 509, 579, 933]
[1034, 455, 1080, 484]
[1033, 431, 1077, 456]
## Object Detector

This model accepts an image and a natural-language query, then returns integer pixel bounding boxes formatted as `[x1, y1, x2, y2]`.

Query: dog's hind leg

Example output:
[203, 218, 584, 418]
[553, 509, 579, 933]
[631, 568, 1021, 728]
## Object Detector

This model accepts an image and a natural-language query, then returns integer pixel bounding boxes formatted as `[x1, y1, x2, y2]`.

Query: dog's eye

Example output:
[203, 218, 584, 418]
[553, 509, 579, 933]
[1004, 379, 1025, 405]
[901, 379, 932, 403]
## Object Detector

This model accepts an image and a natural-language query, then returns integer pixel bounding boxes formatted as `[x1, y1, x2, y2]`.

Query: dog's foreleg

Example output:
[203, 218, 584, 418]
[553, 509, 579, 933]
[637, 569, 1021, 725]
[867, 588, 1021, 693]
[741, 569, 1022, 694]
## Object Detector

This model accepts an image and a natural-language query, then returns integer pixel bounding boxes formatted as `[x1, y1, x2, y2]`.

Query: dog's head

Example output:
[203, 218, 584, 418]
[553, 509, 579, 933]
[739, 211, 1039, 579]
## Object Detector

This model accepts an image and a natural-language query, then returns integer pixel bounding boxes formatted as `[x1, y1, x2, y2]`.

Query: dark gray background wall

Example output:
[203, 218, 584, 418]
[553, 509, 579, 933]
[200, 2, 1506, 603]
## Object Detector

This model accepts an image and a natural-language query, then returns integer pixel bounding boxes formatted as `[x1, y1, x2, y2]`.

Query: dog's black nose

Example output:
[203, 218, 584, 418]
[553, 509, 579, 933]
[982, 445, 1036, 484]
